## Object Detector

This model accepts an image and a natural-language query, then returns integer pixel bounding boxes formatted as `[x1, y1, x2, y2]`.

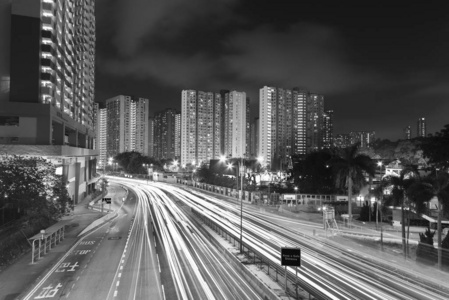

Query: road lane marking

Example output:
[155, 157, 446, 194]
[114, 291, 118, 297]
[157, 254, 161, 273]
[116, 281, 120, 287]
[118, 273, 122, 278]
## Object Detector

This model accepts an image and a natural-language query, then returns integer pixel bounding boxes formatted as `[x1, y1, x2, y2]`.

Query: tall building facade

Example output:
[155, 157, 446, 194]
[259, 86, 321, 169]
[417, 117, 426, 137]
[181, 90, 223, 166]
[307, 93, 324, 152]
[224, 91, 247, 158]
[148, 117, 154, 157]
[0, 0, 97, 204]
[334, 134, 351, 148]
[323, 109, 334, 148]
[174, 113, 181, 159]
[404, 125, 411, 140]
[181, 89, 249, 166]
[94, 103, 107, 168]
[105, 95, 149, 158]
[250, 117, 259, 158]
[154, 108, 177, 159]
[350, 131, 376, 148]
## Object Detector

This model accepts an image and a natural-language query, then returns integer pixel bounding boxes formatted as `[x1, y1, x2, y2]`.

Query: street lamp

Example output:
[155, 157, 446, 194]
[294, 186, 298, 206]
[220, 154, 247, 254]
[376, 161, 383, 229]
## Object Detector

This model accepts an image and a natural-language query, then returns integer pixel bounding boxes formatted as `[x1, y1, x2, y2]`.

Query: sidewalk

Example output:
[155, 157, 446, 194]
[0, 194, 106, 300]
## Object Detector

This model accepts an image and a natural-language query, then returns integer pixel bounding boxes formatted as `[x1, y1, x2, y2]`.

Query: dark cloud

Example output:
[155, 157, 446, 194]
[111, 0, 240, 57]
[96, 1, 449, 141]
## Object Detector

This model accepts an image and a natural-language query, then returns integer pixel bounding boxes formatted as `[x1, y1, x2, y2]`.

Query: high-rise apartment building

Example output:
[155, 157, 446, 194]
[223, 91, 247, 158]
[259, 86, 320, 169]
[250, 118, 259, 158]
[0, 0, 97, 204]
[175, 113, 181, 159]
[181, 89, 249, 166]
[148, 117, 154, 157]
[404, 125, 411, 140]
[350, 131, 376, 148]
[417, 117, 426, 137]
[105, 95, 149, 158]
[293, 88, 307, 155]
[181, 90, 224, 165]
[307, 93, 324, 152]
[94, 103, 107, 168]
[323, 109, 334, 148]
[334, 134, 351, 148]
[154, 108, 177, 159]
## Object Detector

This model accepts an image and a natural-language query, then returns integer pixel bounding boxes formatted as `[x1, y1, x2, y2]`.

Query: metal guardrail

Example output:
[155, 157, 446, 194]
[29, 226, 65, 264]
[192, 208, 326, 300]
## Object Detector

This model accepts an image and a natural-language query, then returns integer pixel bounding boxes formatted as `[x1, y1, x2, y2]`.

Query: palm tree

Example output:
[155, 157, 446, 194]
[330, 143, 375, 223]
[408, 172, 449, 269]
[383, 165, 419, 259]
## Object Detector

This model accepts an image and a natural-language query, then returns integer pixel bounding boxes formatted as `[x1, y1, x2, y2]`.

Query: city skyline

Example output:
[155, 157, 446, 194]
[94, 1, 449, 141]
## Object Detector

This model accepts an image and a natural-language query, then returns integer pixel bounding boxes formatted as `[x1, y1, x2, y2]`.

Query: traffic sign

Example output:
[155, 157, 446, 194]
[103, 197, 111, 204]
[281, 247, 301, 267]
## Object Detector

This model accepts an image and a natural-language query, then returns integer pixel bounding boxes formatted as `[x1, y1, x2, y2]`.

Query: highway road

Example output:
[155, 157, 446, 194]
[21, 178, 449, 300]
[22, 185, 166, 300]
[23, 179, 265, 300]
[151, 181, 449, 300]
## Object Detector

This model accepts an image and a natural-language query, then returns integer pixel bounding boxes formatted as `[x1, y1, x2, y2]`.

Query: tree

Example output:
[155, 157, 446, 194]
[383, 165, 420, 258]
[407, 172, 449, 269]
[0, 155, 72, 225]
[297, 150, 335, 194]
[420, 124, 449, 170]
[330, 143, 375, 223]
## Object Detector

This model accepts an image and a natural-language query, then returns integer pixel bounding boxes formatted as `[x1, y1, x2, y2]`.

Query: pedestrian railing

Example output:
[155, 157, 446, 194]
[29, 225, 65, 264]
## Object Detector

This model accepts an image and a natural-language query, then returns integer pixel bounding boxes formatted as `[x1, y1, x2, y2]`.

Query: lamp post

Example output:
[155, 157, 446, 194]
[294, 186, 298, 206]
[220, 154, 246, 254]
[376, 161, 383, 230]
[142, 163, 149, 184]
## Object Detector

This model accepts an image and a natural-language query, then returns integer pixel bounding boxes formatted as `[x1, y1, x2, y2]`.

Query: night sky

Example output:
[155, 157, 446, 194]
[95, 1, 449, 141]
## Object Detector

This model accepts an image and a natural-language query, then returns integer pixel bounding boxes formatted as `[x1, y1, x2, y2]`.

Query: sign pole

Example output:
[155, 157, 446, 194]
[295, 266, 298, 299]
[285, 265, 287, 294]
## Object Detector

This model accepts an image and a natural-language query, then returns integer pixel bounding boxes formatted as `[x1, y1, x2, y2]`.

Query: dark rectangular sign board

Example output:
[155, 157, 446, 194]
[281, 247, 301, 267]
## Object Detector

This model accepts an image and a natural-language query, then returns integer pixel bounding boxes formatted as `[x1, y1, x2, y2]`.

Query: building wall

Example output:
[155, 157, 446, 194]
[323, 109, 334, 148]
[181, 90, 197, 165]
[174, 114, 180, 158]
[228, 91, 246, 158]
[306, 93, 324, 152]
[212, 95, 221, 159]
[417, 117, 426, 137]
[154, 108, 177, 159]
[293, 88, 307, 155]
[197, 91, 214, 163]
[105, 95, 149, 158]
[94, 104, 107, 168]
[259, 86, 274, 167]
[148, 117, 154, 157]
